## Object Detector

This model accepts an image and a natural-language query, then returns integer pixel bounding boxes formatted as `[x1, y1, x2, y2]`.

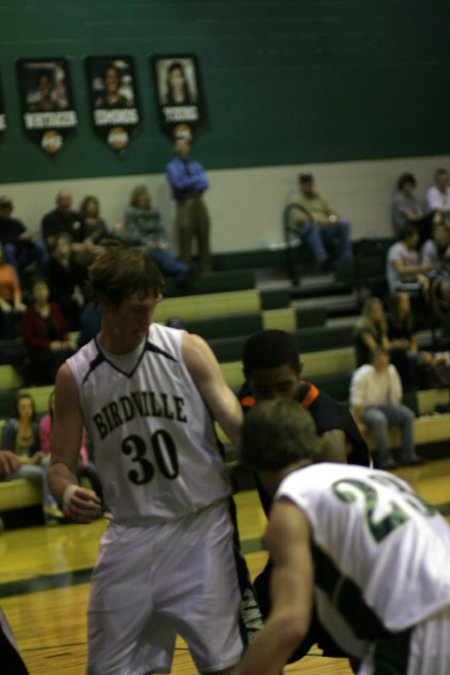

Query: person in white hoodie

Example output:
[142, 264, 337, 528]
[350, 347, 422, 469]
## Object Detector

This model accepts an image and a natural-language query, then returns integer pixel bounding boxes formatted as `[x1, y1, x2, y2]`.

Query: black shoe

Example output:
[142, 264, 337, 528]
[400, 453, 424, 466]
[377, 457, 400, 470]
[313, 260, 329, 274]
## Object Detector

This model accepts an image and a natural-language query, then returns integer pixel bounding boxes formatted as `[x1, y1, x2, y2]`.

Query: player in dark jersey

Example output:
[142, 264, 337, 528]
[238, 329, 369, 668]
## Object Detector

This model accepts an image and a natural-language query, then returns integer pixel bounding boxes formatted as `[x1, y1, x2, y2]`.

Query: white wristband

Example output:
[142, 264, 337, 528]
[63, 484, 79, 508]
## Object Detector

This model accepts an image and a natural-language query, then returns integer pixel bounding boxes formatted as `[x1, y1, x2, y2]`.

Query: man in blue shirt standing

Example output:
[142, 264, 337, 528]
[166, 137, 212, 273]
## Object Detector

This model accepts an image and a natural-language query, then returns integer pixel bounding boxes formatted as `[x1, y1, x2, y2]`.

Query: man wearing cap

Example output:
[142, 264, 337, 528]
[287, 172, 353, 266]
[0, 196, 47, 276]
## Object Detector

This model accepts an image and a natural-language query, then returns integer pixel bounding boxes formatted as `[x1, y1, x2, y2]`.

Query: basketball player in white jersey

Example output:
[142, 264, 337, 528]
[48, 245, 246, 674]
[232, 399, 450, 675]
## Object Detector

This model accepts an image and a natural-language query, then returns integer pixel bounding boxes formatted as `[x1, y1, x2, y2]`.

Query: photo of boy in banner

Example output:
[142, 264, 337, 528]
[152, 55, 205, 139]
[23, 63, 69, 112]
[93, 62, 135, 109]
[17, 58, 77, 157]
[86, 56, 140, 154]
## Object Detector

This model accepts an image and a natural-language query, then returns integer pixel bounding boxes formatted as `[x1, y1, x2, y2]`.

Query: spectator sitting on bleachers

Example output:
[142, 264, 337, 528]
[21, 277, 76, 385]
[76, 298, 101, 348]
[426, 168, 450, 224]
[421, 218, 450, 265]
[1, 392, 65, 523]
[386, 224, 434, 299]
[387, 291, 437, 391]
[350, 347, 423, 469]
[287, 172, 352, 267]
[353, 297, 390, 367]
[46, 233, 87, 330]
[426, 253, 450, 319]
[419, 217, 450, 316]
[41, 190, 94, 266]
[79, 195, 110, 247]
[391, 172, 433, 242]
[0, 243, 26, 339]
[114, 185, 191, 287]
[0, 195, 47, 277]
[388, 290, 450, 389]
[39, 389, 103, 506]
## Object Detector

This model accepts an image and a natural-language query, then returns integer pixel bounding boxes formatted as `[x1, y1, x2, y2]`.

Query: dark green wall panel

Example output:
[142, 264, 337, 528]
[0, 0, 449, 183]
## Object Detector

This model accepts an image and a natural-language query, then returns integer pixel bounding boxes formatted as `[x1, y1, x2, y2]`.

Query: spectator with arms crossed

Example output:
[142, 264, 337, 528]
[166, 137, 212, 273]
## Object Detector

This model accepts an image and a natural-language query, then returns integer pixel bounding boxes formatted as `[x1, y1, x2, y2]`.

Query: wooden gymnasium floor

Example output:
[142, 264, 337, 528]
[1, 457, 449, 675]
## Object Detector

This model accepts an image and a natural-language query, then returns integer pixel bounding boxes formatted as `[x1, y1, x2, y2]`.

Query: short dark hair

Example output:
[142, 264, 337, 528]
[298, 172, 313, 183]
[0, 195, 13, 206]
[397, 173, 416, 190]
[399, 223, 419, 240]
[240, 399, 322, 471]
[103, 64, 121, 80]
[89, 244, 164, 308]
[242, 330, 300, 378]
[372, 347, 390, 362]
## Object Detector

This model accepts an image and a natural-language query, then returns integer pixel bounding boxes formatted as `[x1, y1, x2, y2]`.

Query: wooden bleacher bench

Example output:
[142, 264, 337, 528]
[182, 306, 326, 342]
[0, 364, 24, 390]
[211, 247, 288, 273]
[153, 287, 290, 324]
[163, 269, 257, 297]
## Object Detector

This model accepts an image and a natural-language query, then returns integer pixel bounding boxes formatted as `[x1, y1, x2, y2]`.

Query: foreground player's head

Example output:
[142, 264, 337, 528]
[240, 399, 322, 479]
[89, 245, 164, 352]
[89, 243, 163, 309]
[242, 329, 303, 402]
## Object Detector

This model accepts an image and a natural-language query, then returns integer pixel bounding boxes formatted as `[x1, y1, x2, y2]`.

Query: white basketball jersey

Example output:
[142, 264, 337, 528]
[275, 463, 450, 656]
[67, 323, 231, 522]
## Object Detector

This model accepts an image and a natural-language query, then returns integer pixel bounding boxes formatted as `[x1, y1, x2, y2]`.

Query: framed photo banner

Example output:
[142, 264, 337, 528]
[16, 57, 77, 156]
[151, 54, 206, 140]
[85, 56, 141, 154]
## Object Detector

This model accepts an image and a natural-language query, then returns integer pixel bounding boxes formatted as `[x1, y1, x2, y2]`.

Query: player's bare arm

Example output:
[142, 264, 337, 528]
[231, 499, 313, 675]
[320, 428, 348, 463]
[182, 332, 243, 447]
[49, 363, 101, 523]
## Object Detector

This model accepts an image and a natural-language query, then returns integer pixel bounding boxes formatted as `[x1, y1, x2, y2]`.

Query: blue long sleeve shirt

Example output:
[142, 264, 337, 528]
[166, 156, 209, 201]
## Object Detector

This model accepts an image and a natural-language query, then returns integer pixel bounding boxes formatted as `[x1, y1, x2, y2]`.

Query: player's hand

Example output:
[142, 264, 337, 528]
[63, 485, 102, 523]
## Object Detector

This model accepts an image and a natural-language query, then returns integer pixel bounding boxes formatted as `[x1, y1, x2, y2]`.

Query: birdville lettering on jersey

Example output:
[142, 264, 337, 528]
[92, 390, 187, 440]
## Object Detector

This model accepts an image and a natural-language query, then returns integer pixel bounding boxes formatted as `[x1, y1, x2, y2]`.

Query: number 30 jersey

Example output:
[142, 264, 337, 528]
[67, 323, 231, 523]
[275, 463, 450, 653]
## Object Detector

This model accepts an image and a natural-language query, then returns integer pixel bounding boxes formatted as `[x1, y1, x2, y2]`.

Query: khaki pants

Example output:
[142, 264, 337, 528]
[175, 196, 211, 272]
